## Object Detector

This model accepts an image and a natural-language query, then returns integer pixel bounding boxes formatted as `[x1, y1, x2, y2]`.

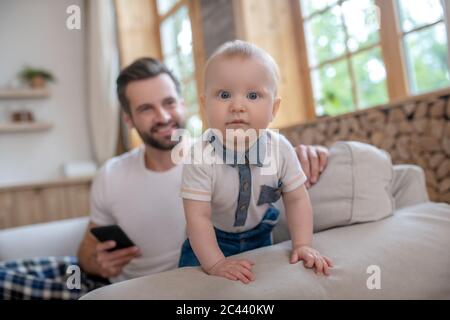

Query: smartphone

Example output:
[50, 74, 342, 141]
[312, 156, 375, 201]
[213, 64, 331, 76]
[90, 225, 136, 252]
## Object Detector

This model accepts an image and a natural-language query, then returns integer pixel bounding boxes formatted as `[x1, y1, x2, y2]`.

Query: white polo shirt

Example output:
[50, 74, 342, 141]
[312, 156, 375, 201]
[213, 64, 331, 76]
[180, 129, 307, 233]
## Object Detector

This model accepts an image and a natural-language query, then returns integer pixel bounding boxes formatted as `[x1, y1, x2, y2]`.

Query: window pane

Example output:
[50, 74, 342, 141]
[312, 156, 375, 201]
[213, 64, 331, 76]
[160, 16, 178, 55]
[178, 50, 194, 82]
[164, 53, 181, 81]
[342, 0, 380, 52]
[177, 18, 193, 54]
[312, 60, 354, 116]
[160, 6, 190, 55]
[182, 80, 200, 127]
[398, 0, 444, 32]
[301, 0, 338, 17]
[183, 80, 198, 115]
[186, 114, 203, 138]
[161, 6, 201, 124]
[305, 6, 346, 66]
[404, 23, 450, 93]
[161, 19, 176, 55]
[178, 22, 194, 81]
[352, 47, 388, 108]
[157, 0, 179, 16]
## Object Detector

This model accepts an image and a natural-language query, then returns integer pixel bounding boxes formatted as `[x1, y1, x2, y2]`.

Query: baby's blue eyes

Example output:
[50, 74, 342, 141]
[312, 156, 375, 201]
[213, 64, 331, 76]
[247, 92, 259, 100]
[219, 90, 231, 100]
[217, 91, 260, 100]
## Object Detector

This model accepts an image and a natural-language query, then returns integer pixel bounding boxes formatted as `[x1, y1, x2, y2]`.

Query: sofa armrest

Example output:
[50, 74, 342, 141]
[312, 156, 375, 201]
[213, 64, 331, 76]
[0, 217, 89, 261]
[391, 164, 429, 209]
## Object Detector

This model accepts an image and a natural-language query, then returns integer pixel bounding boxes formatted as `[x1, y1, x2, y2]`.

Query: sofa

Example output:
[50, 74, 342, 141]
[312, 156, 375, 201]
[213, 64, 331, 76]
[1, 142, 449, 299]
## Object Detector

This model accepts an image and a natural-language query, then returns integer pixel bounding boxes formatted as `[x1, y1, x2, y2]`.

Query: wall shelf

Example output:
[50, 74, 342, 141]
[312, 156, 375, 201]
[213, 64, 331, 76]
[0, 88, 50, 99]
[0, 122, 53, 133]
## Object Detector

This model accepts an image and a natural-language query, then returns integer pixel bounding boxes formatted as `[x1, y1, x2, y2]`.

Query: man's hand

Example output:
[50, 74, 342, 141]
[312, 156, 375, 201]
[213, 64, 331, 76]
[290, 245, 333, 276]
[207, 258, 255, 284]
[95, 241, 141, 278]
[295, 145, 329, 189]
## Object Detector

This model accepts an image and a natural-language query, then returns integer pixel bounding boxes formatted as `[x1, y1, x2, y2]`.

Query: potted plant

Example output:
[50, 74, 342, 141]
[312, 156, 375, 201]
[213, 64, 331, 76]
[19, 66, 56, 89]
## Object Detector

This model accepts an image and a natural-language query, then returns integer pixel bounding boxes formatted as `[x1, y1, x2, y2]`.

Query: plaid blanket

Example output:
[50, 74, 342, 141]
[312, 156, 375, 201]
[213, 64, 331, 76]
[0, 256, 109, 300]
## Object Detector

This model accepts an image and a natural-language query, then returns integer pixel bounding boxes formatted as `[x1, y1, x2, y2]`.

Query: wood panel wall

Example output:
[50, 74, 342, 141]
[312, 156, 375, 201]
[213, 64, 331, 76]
[280, 88, 450, 203]
[0, 179, 91, 229]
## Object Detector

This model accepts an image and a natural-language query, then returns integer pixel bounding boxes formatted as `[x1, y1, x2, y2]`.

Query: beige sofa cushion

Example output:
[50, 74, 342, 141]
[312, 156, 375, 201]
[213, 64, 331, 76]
[308, 141, 394, 232]
[81, 202, 450, 299]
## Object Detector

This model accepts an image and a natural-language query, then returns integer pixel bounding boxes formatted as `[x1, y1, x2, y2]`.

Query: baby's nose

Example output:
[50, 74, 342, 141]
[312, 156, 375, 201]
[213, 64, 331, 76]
[229, 99, 245, 113]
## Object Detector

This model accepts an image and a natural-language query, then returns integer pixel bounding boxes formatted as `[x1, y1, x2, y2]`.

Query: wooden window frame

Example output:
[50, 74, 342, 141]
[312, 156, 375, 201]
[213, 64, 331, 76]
[394, 0, 449, 94]
[293, 0, 450, 117]
[115, 0, 206, 150]
[155, 0, 206, 125]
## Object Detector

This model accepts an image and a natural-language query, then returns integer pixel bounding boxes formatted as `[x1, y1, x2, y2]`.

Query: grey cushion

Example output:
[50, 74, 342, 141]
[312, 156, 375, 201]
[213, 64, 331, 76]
[308, 141, 394, 232]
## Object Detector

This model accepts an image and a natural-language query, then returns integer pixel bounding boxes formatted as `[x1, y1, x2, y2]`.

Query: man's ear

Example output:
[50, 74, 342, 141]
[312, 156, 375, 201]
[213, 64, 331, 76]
[271, 97, 281, 121]
[122, 111, 134, 129]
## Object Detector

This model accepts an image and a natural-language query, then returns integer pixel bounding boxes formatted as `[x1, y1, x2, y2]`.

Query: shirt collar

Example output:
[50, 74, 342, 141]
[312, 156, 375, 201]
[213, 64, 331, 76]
[206, 129, 267, 167]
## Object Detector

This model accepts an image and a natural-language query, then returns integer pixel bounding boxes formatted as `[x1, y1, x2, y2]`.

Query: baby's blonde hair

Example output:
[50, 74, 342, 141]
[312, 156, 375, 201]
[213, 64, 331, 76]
[204, 40, 281, 95]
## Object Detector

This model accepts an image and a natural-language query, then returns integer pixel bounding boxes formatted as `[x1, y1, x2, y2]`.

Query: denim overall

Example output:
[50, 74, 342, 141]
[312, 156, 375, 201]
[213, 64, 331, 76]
[178, 131, 283, 267]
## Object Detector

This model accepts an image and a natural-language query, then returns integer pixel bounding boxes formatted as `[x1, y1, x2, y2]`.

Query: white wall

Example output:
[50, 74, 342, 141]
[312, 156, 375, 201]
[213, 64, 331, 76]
[0, 0, 93, 185]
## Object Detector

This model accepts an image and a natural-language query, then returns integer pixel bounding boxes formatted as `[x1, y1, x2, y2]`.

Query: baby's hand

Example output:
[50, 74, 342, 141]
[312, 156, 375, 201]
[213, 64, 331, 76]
[290, 245, 333, 276]
[207, 258, 255, 284]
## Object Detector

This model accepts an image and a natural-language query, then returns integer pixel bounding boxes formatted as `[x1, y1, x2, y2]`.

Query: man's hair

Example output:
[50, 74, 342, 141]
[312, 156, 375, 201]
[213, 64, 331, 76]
[116, 57, 182, 114]
[204, 40, 281, 94]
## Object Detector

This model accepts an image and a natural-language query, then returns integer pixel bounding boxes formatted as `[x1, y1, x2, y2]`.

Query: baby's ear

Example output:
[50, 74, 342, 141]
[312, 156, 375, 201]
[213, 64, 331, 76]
[200, 94, 205, 108]
[200, 94, 208, 114]
[271, 97, 281, 121]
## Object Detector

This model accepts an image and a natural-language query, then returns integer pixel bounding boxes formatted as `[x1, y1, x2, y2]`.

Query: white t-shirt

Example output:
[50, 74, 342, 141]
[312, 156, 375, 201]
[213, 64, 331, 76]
[90, 145, 186, 283]
[180, 130, 306, 233]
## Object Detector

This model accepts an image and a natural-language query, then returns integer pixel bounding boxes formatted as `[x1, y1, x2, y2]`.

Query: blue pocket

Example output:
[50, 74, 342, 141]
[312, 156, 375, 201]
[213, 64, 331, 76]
[257, 180, 283, 205]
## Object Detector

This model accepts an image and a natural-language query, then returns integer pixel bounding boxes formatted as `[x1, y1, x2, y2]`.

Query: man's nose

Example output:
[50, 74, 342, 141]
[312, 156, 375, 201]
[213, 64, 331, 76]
[154, 106, 171, 122]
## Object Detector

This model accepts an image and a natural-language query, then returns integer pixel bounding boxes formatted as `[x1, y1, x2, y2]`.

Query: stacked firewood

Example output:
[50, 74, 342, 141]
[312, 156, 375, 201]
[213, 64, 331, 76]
[281, 93, 450, 203]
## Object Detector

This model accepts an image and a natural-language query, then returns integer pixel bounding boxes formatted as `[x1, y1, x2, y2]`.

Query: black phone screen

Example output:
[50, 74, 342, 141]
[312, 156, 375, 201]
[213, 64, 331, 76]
[90, 225, 135, 251]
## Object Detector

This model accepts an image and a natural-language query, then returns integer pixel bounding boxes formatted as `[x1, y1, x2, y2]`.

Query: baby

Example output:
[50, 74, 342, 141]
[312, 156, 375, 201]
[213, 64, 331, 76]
[179, 40, 332, 284]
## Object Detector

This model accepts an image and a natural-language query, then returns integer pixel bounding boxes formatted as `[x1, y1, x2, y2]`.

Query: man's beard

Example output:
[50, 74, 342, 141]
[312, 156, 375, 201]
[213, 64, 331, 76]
[135, 120, 184, 151]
